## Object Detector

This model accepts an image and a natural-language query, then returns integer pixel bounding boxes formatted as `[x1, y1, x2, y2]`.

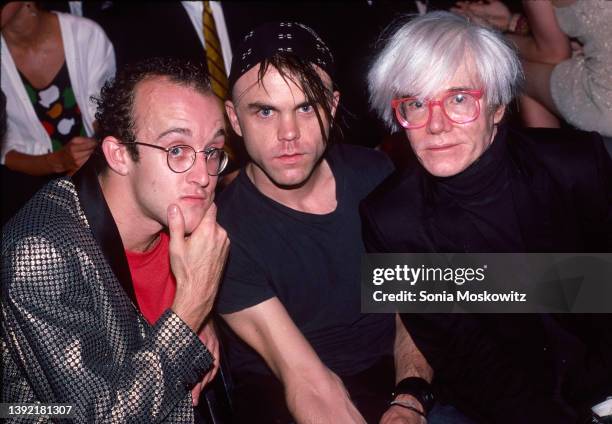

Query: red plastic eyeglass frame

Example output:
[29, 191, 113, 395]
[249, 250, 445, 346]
[391, 89, 484, 129]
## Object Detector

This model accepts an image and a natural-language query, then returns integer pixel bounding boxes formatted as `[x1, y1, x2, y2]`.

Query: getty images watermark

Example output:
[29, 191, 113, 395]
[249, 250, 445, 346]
[361, 253, 612, 313]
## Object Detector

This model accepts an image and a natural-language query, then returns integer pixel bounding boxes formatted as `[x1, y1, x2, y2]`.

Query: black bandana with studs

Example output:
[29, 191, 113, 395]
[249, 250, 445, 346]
[228, 21, 335, 90]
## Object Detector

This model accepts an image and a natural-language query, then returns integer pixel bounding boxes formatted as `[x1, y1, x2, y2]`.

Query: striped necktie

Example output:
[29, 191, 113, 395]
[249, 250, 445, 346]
[203, 1, 229, 102]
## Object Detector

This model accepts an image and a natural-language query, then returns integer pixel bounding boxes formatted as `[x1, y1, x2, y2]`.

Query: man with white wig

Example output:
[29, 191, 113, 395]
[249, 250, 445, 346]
[361, 11, 612, 424]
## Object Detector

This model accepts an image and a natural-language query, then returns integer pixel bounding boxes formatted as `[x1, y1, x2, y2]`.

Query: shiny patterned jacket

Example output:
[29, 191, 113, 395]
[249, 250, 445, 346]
[1, 161, 214, 422]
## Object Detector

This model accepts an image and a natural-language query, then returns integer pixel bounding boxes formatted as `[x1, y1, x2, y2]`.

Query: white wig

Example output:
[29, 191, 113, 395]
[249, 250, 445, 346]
[368, 11, 523, 131]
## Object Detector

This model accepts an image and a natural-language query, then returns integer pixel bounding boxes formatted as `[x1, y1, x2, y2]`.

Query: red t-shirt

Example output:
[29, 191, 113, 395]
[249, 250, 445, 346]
[126, 232, 176, 325]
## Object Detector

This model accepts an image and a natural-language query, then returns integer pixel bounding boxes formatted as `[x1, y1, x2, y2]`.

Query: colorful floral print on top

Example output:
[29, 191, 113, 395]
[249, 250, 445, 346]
[19, 62, 86, 152]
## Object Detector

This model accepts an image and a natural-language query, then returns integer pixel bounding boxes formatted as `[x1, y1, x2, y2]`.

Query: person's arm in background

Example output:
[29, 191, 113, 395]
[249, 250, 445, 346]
[222, 297, 366, 424]
[3, 11, 115, 178]
[510, 0, 571, 64]
[452, 0, 571, 126]
[450, 0, 572, 63]
[501, 0, 570, 124]
[4, 137, 97, 176]
[452, 0, 571, 64]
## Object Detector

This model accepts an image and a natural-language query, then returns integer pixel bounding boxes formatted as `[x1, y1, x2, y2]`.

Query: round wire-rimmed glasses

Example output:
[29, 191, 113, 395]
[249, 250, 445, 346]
[391, 89, 484, 129]
[120, 141, 229, 175]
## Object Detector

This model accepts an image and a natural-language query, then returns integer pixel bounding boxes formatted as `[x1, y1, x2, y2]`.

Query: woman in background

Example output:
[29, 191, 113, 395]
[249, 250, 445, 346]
[453, 0, 612, 141]
[1, 1, 115, 223]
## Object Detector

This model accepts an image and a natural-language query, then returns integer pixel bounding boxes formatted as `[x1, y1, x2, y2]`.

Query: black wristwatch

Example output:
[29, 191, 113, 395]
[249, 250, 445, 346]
[392, 377, 435, 416]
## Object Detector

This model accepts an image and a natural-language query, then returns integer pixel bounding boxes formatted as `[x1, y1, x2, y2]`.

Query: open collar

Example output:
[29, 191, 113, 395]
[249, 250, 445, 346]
[71, 158, 138, 305]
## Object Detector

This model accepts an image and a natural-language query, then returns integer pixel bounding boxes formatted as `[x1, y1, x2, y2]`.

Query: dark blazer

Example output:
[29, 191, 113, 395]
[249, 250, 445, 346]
[1, 160, 213, 422]
[360, 125, 612, 423]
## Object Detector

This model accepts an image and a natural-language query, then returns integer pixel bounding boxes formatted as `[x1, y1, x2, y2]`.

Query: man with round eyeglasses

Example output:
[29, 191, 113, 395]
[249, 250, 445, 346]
[117, 141, 228, 175]
[1, 57, 230, 422]
[361, 11, 612, 424]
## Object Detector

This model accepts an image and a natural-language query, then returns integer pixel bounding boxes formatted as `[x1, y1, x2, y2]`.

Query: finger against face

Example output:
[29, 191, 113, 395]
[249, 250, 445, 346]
[202, 201, 217, 222]
[167, 203, 186, 241]
[128, 77, 226, 234]
[190, 202, 219, 238]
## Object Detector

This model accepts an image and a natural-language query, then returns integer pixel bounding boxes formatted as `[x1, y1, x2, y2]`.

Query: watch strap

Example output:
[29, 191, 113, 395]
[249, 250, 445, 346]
[392, 377, 435, 415]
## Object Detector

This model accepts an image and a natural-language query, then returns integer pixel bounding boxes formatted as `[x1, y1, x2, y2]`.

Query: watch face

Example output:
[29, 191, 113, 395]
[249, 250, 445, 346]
[394, 377, 435, 414]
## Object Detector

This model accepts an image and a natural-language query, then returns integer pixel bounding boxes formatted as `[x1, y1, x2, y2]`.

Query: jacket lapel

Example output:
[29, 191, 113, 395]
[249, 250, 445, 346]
[72, 158, 138, 306]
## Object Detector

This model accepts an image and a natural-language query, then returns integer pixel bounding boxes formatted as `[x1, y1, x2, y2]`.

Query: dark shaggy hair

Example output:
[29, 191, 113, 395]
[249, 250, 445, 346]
[92, 57, 212, 164]
[234, 54, 341, 143]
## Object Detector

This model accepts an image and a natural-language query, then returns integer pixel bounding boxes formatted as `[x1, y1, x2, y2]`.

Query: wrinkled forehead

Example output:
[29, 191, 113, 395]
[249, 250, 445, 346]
[395, 51, 483, 99]
[132, 76, 197, 107]
[132, 76, 221, 133]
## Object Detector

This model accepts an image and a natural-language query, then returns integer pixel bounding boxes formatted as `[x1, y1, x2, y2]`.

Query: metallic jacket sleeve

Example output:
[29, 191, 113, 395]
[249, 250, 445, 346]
[1, 231, 213, 423]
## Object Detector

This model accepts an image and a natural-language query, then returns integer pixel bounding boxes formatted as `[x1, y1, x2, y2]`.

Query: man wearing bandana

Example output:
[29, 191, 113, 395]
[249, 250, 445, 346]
[215, 22, 417, 423]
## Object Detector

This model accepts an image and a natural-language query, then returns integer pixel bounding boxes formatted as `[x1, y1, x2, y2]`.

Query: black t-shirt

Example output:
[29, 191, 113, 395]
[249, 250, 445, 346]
[216, 143, 395, 379]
